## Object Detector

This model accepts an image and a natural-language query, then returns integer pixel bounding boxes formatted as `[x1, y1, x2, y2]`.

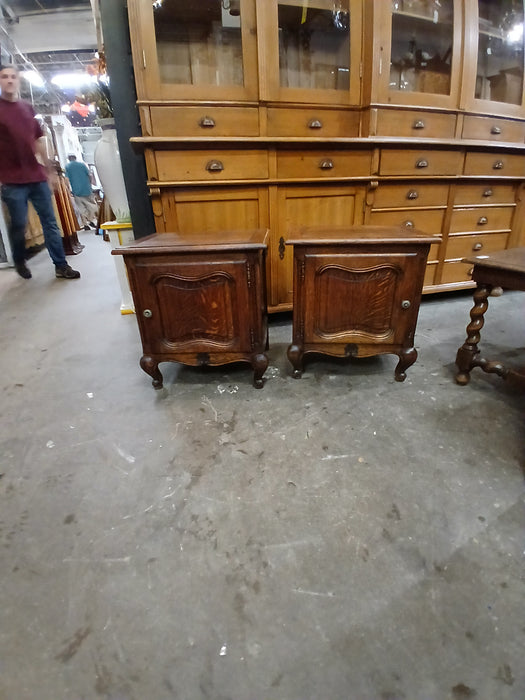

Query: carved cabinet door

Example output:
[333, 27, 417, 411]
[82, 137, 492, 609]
[297, 247, 427, 348]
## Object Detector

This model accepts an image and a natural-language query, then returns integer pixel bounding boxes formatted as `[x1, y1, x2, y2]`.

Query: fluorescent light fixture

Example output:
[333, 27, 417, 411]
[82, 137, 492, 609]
[507, 22, 523, 43]
[21, 70, 45, 88]
[51, 73, 98, 89]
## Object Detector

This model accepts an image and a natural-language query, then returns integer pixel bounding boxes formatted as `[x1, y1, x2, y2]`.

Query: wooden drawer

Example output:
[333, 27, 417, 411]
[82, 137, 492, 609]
[440, 260, 475, 285]
[449, 206, 514, 233]
[463, 152, 525, 177]
[155, 150, 269, 181]
[149, 106, 260, 137]
[379, 149, 463, 176]
[462, 115, 525, 143]
[369, 208, 444, 235]
[267, 107, 359, 137]
[276, 150, 371, 179]
[453, 183, 516, 206]
[446, 232, 510, 259]
[372, 183, 449, 209]
[373, 109, 456, 139]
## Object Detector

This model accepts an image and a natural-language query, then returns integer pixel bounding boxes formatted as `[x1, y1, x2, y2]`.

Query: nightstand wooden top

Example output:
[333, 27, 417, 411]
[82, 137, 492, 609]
[286, 225, 440, 247]
[113, 229, 269, 255]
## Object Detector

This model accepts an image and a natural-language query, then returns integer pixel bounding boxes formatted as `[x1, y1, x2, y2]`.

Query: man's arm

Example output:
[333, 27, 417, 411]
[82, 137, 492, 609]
[35, 136, 59, 190]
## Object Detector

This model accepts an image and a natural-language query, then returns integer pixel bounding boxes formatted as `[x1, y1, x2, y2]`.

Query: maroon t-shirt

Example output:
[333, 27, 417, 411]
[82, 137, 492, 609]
[0, 97, 47, 185]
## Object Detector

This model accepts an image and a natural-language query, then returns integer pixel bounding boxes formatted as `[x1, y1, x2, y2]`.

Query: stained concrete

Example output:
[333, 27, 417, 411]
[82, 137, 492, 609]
[0, 231, 523, 700]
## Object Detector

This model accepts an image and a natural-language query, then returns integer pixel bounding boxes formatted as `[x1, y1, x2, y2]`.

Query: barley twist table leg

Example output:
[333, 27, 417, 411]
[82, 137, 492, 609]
[455, 284, 490, 385]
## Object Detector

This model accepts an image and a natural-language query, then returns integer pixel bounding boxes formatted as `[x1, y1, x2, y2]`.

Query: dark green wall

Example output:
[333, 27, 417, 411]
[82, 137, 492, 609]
[99, 0, 155, 239]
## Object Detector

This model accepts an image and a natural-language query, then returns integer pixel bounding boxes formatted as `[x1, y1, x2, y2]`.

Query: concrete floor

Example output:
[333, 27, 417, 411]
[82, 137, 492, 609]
[0, 231, 524, 700]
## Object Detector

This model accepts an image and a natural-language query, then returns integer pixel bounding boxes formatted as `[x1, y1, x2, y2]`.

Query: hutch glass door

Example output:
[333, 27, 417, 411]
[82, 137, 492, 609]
[387, 0, 459, 106]
[134, 0, 258, 100]
[259, 0, 361, 104]
[475, 0, 525, 108]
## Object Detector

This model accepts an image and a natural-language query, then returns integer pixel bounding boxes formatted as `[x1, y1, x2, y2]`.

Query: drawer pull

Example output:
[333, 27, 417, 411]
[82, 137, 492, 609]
[407, 190, 419, 200]
[319, 159, 334, 170]
[199, 116, 216, 128]
[412, 120, 425, 129]
[477, 216, 488, 225]
[490, 125, 502, 135]
[468, 267, 474, 277]
[493, 160, 504, 170]
[143, 309, 153, 319]
[205, 160, 224, 172]
[403, 220, 415, 229]
[482, 188, 493, 198]
[473, 242, 483, 251]
[308, 119, 323, 129]
[416, 159, 429, 168]
[401, 300, 411, 309]
[279, 236, 286, 260]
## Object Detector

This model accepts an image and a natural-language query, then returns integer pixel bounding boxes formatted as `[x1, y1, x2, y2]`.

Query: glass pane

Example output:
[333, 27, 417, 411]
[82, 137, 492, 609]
[277, 0, 350, 91]
[152, 0, 244, 87]
[390, 0, 454, 95]
[476, 0, 524, 104]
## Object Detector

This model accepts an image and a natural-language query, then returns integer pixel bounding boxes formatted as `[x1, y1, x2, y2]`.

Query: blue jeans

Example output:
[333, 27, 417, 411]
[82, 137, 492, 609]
[1, 181, 66, 267]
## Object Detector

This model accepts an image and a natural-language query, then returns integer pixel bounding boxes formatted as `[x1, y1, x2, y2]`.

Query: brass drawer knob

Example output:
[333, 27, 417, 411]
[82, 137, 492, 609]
[493, 160, 504, 170]
[473, 242, 483, 251]
[319, 159, 334, 170]
[490, 125, 502, 135]
[206, 160, 224, 172]
[199, 116, 216, 128]
[482, 188, 493, 197]
[407, 190, 419, 200]
[403, 220, 415, 228]
[477, 216, 488, 225]
[416, 159, 428, 168]
[143, 309, 153, 318]
[308, 119, 323, 129]
[412, 120, 425, 129]
[401, 300, 411, 309]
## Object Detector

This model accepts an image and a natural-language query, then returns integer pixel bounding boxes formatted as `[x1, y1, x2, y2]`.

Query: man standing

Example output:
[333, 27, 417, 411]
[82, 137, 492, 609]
[0, 64, 80, 279]
[65, 154, 98, 231]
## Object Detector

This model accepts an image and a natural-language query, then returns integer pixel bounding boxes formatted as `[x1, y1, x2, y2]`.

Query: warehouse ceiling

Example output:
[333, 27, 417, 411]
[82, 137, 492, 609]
[0, 0, 99, 110]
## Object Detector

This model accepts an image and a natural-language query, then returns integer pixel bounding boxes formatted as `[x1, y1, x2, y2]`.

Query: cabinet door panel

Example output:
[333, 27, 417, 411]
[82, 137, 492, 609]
[272, 185, 362, 309]
[301, 251, 426, 345]
[159, 187, 268, 233]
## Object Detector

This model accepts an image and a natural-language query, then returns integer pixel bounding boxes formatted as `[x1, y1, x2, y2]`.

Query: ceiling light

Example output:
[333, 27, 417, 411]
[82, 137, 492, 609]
[21, 70, 45, 88]
[51, 73, 97, 90]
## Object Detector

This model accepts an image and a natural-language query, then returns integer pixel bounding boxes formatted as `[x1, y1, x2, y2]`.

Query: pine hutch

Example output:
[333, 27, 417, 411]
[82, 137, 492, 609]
[126, 0, 525, 312]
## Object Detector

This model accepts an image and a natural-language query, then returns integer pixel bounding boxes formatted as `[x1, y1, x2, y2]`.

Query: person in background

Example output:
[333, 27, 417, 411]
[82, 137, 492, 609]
[0, 64, 80, 280]
[65, 154, 98, 231]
